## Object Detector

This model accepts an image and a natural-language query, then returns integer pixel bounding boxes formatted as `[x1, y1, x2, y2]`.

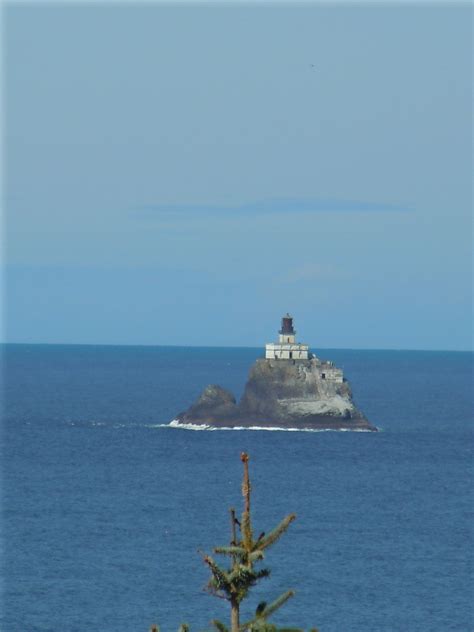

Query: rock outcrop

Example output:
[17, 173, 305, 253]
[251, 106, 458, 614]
[174, 356, 376, 431]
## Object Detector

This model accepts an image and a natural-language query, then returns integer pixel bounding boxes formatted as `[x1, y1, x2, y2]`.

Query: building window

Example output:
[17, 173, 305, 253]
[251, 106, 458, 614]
[321, 373, 326, 379]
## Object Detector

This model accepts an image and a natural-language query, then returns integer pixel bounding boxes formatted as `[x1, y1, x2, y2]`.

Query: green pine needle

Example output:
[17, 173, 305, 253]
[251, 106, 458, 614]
[204, 555, 231, 593]
[257, 515, 296, 551]
[214, 546, 247, 557]
[260, 590, 295, 618]
[241, 512, 253, 549]
[248, 550, 265, 564]
[211, 620, 230, 632]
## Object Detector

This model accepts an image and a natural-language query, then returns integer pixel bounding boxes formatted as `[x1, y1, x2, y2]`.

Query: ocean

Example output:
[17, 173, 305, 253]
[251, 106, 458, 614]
[1, 344, 473, 631]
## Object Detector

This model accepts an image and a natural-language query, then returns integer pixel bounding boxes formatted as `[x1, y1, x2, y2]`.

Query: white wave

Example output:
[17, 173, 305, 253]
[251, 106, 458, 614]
[62, 419, 378, 433]
[165, 419, 375, 433]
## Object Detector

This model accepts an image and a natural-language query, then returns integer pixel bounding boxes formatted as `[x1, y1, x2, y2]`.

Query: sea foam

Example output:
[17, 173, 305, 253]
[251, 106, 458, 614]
[166, 419, 375, 432]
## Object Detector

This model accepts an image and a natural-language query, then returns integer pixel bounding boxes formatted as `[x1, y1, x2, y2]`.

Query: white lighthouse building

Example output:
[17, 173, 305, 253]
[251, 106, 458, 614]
[265, 313, 309, 360]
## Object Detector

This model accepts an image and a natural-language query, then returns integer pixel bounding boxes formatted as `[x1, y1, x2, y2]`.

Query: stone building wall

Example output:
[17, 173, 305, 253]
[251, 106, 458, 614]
[316, 362, 344, 383]
[278, 334, 296, 344]
[265, 343, 309, 360]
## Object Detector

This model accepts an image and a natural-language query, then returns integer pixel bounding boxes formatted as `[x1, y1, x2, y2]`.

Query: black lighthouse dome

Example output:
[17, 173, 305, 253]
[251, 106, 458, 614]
[279, 313, 295, 335]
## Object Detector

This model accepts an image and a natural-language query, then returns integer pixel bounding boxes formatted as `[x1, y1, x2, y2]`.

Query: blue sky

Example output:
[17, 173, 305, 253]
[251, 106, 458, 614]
[4, 2, 472, 350]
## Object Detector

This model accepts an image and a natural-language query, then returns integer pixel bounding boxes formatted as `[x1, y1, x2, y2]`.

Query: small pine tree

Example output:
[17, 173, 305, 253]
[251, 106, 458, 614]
[150, 453, 318, 632]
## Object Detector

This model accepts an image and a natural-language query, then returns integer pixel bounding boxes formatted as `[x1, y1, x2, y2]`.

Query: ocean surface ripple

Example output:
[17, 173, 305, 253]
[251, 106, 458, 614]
[1, 345, 473, 631]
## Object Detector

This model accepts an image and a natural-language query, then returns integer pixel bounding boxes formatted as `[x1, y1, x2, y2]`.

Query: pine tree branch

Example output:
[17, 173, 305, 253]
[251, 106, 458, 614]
[241, 511, 253, 551]
[253, 568, 270, 581]
[248, 550, 265, 564]
[240, 453, 254, 550]
[211, 620, 230, 632]
[240, 453, 251, 515]
[220, 565, 271, 606]
[229, 507, 239, 575]
[230, 508, 239, 545]
[227, 564, 256, 587]
[203, 555, 232, 594]
[239, 590, 295, 630]
[177, 625, 190, 632]
[214, 546, 247, 557]
[257, 515, 296, 551]
[260, 590, 295, 618]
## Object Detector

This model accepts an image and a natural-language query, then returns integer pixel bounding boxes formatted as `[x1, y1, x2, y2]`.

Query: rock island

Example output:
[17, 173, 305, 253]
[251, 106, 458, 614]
[173, 314, 377, 431]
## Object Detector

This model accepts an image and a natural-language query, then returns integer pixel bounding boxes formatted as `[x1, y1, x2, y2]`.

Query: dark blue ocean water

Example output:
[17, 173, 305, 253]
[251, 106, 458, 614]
[1, 345, 473, 632]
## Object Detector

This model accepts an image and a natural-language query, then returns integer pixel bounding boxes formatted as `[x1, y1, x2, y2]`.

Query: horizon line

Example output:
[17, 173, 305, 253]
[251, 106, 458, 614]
[1, 341, 472, 354]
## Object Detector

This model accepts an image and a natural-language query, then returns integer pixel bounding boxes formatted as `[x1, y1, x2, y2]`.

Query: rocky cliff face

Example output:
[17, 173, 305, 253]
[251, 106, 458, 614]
[174, 357, 376, 431]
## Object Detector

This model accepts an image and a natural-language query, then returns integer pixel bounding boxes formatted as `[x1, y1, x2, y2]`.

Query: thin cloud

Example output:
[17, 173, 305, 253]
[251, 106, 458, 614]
[132, 197, 411, 219]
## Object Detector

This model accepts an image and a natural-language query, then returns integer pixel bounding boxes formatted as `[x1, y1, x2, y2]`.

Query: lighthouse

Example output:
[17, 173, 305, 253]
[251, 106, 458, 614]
[265, 313, 309, 360]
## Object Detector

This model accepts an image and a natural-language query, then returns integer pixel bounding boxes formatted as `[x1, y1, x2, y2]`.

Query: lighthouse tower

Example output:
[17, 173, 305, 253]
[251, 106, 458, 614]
[279, 313, 296, 344]
[265, 313, 309, 360]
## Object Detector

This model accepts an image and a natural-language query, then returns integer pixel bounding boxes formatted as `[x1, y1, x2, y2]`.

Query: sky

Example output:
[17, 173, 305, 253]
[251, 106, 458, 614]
[3, 2, 472, 350]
